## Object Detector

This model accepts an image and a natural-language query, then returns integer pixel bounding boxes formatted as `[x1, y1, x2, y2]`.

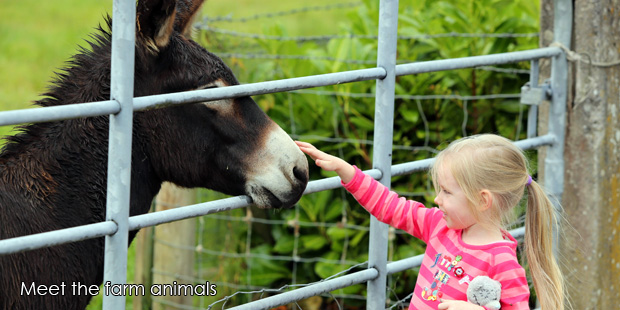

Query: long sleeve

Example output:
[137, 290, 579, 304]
[341, 166, 439, 242]
[488, 252, 530, 309]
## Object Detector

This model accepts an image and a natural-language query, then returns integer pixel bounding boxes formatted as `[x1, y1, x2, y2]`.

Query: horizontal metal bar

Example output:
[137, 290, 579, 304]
[391, 158, 435, 176]
[0, 48, 563, 126]
[0, 100, 120, 127]
[395, 47, 562, 76]
[0, 68, 384, 126]
[386, 226, 525, 275]
[0, 169, 383, 255]
[130, 168, 383, 230]
[303, 168, 382, 194]
[132, 67, 387, 111]
[389, 135, 555, 177]
[514, 133, 556, 150]
[0, 221, 118, 255]
[128, 195, 252, 230]
[386, 254, 424, 275]
[228, 268, 378, 310]
[509, 226, 525, 239]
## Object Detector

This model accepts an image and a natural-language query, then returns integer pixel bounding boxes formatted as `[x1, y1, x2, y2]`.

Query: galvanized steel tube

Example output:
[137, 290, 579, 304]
[132, 67, 387, 111]
[545, 0, 571, 201]
[546, 0, 572, 268]
[102, 0, 135, 308]
[367, 0, 399, 308]
[395, 47, 562, 76]
[0, 221, 117, 255]
[0, 100, 120, 127]
[303, 169, 382, 194]
[0, 48, 563, 127]
[128, 196, 252, 230]
[227, 268, 379, 310]
[128, 168, 382, 230]
[390, 135, 556, 177]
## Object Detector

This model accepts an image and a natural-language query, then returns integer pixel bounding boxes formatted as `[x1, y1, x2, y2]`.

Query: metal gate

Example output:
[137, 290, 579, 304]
[0, 0, 572, 309]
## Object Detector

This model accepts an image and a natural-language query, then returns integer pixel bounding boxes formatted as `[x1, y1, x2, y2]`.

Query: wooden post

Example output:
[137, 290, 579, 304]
[540, 0, 620, 308]
[152, 182, 197, 310]
[133, 226, 154, 310]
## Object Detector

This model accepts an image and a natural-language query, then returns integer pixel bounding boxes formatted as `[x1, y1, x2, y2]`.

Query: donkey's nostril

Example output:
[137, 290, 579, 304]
[293, 166, 308, 183]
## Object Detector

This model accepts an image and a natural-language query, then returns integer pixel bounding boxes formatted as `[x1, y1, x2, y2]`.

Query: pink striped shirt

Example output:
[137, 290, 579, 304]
[342, 166, 530, 310]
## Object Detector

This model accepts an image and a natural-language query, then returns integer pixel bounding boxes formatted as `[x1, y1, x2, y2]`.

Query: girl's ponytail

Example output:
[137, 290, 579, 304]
[525, 180, 565, 309]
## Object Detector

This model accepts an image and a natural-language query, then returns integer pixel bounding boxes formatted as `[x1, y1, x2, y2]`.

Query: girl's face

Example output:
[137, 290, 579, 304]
[433, 166, 477, 230]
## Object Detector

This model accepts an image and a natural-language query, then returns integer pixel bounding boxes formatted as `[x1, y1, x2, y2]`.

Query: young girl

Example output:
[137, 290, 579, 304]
[296, 134, 564, 310]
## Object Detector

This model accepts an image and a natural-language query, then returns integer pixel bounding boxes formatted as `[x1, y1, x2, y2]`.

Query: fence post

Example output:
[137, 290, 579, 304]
[103, 0, 135, 308]
[368, 0, 399, 308]
[133, 226, 154, 310]
[152, 183, 197, 310]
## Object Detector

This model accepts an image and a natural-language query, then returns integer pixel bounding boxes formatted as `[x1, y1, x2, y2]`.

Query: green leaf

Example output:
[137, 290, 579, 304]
[348, 116, 375, 131]
[300, 234, 328, 251]
[399, 108, 419, 124]
[326, 226, 356, 241]
[248, 245, 291, 286]
[273, 234, 295, 254]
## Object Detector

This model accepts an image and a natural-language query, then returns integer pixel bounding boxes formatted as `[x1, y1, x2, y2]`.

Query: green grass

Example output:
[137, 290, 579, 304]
[0, 0, 112, 137]
[0, 0, 356, 138]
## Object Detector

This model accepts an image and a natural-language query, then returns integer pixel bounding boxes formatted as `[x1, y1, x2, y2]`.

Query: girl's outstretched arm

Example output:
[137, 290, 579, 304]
[295, 141, 355, 183]
[297, 140, 433, 242]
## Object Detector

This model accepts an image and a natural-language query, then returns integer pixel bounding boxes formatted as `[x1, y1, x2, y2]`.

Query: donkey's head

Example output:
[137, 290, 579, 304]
[133, 0, 308, 208]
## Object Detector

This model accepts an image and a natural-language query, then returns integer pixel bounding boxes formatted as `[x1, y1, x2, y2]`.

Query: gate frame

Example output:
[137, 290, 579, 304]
[0, 0, 572, 309]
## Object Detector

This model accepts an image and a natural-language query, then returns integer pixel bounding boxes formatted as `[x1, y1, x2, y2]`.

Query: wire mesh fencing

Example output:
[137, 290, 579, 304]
[143, 1, 543, 309]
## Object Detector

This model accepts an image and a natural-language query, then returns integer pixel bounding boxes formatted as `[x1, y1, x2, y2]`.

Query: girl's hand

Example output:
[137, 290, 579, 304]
[438, 299, 485, 310]
[295, 141, 356, 183]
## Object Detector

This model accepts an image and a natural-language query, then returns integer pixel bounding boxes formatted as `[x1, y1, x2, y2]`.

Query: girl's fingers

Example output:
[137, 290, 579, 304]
[298, 146, 320, 159]
[295, 141, 340, 172]
[298, 145, 328, 160]
[294, 141, 315, 149]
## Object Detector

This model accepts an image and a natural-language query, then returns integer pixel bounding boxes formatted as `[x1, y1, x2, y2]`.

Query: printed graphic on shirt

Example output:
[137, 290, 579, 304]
[422, 253, 471, 302]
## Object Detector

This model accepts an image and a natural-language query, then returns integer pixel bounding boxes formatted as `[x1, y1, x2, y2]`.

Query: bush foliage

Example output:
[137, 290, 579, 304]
[197, 0, 539, 306]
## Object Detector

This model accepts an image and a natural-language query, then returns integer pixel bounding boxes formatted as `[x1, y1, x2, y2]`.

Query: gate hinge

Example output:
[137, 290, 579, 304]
[520, 79, 552, 105]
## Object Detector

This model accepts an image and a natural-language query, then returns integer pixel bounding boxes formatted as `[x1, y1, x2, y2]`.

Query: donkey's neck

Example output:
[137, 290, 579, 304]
[0, 116, 162, 229]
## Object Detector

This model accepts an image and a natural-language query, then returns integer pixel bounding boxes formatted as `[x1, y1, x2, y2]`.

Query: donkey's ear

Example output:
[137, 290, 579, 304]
[174, 0, 206, 37]
[137, 0, 177, 49]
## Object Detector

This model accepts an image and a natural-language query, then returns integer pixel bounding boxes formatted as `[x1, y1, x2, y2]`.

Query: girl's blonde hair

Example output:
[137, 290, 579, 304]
[430, 134, 564, 310]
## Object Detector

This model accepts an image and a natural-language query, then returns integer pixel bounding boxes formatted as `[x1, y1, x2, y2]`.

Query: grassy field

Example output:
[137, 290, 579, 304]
[0, 0, 356, 138]
[0, 0, 355, 107]
[0, 0, 356, 308]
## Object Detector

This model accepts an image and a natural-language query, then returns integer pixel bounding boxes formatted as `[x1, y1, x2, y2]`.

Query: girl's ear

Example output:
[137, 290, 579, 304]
[478, 189, 493, 212]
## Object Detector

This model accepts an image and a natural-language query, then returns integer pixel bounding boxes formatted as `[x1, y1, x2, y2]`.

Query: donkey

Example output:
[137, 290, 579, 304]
[0, 0, 309, 309]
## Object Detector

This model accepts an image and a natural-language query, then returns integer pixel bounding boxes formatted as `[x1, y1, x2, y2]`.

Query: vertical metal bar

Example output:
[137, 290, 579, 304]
[545, 0, 571, 204]
[102, 0, 135, 308]
[546, 0, 571, 266]
[527, 60, 539, 138]
[368, 0, 399, 308]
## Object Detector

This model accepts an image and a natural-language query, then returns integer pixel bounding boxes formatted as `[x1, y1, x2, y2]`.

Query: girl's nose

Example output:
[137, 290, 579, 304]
[434, 195, 440, 205]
